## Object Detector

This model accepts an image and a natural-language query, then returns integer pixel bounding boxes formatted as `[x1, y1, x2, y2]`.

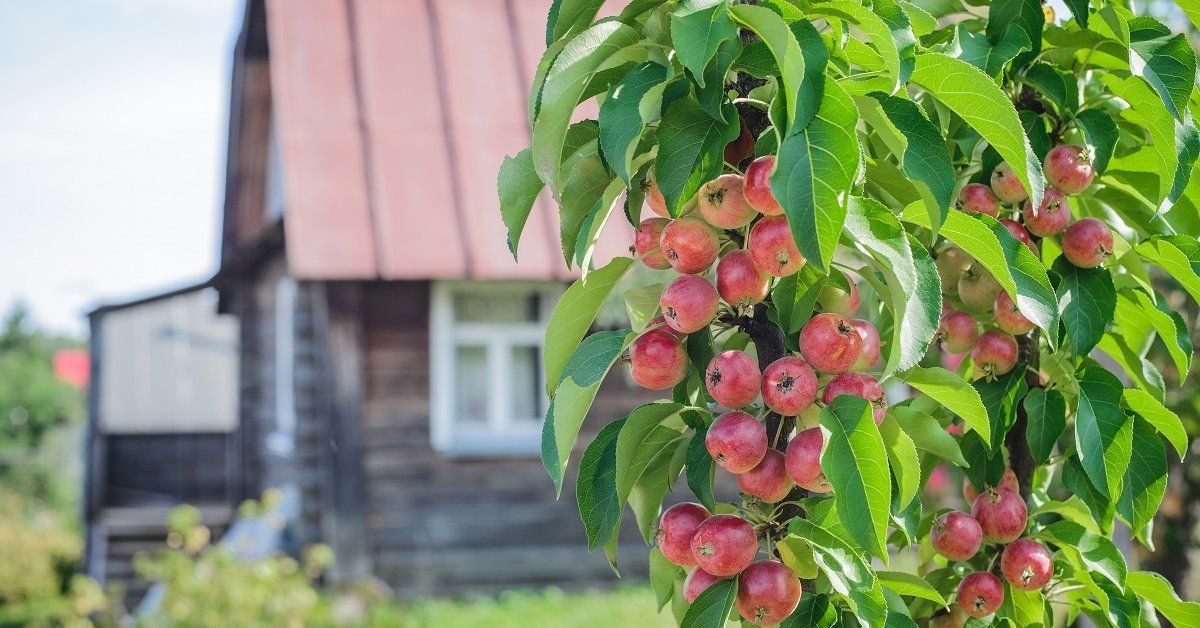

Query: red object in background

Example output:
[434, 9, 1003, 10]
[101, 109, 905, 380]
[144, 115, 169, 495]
[53, 349, 89, 388]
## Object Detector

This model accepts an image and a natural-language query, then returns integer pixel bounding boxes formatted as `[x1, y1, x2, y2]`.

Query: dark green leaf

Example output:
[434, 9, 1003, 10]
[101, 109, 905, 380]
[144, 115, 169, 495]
[615, 402, 686, 505]
[729, 4, 820, 132]
[955, 23, 1031, 77]
[1075, 364, 1134, 499]
[961, 430, 1005, 492]
[1117, 417, 1167, 545]
[680, 576, 737, 628]
[986, 0, 1043, 69]
[599, 62, 669, 184]
[820, 395, 892, 558]
[1053, 257, 1116, 358]
[671, 0, 738, 87]
[1062, 0, 1089, 28]
[1019, 110, 1052, 162]
[686, 422, 717, 510]
[576, 418, 625, 550]
[1063, 454, 1115, 533]
[975, 368, 1028, 452]
[783, 593, 837, 628]
[1074, 109, 1119, 175]
[1024, 62, 1078, 113]
[654, 98, 740, 215]
[1023, 387, 1066, 464]
[498, 149, 547, 260]
[545, 0, 606, 45]
[1130, 32, 1196, 121]
[770, 264, 827, 334]
[772, 80, 860, 272]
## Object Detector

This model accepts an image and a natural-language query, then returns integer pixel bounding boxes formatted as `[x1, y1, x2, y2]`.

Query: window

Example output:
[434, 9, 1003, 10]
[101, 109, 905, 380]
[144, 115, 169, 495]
[430, 282, 562, 456]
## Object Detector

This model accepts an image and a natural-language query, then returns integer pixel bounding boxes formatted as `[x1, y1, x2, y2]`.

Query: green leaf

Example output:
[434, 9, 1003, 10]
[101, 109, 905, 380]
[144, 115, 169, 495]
[686, 422, 716, 511]
[545, 0, 606, 45]
[783, 593, 837, 628]
[1128, 571, 1200, 627]
[809, 0, 915, 92]
[680, 576, 737, 628]
[788, 518, 888, 626]
[671, 0, 738, 87]
[545, 257, 635, 393]
[1137, 236, 1200, 305]
[1075, 109, 1119, 175]
[770, 264, 827, 334]
[820, 395, 892, 559]
[558, 152, 613, 263]
[576, 418, 625, 550]
[599, 62, 669, 184]
[1032, 496, 1103, 535]
[847, 198, 942, 376]
[772, 80, 861, 272]
[1117, 417, 1167, 545]
[1096, 331, 1165, 401]
[729, 4, 813, 132]
[1023, 387, 1066, 464]
[1123, 388, 1189, 460]
[624, 283, 666, 331]
[900, 366, 990, 447]
[879, 416, 921, 509]
[615, 402, 686, 505]
[1063, 455, 1115, 533]
[1062, 0, 1089, 27]
[1053, 257, 1116, 358]
[1002, 583, 1045, 627]
[1130, 32, 1196, 122]
[877, 570, 947, 606]
[1024, 62, 1078, 114]
[1074, 365, 1134, 500]
[542, 329, 636, 492]
[955, 23, 1031, 77]
[910, 52, 1045, 213]
[648, 548, 683, 611]
[862, 92, 955, 238]
[1102, 74, 1178, 203]
[961, 430, 1005, 492]
[986, 0, 1043, 68]
[902, 207, 1059, 344]
[654, 98, 739, 215]
[628, 428, 687, 540]
[975, 369, 1028, 452]
[531, 21, 645, 185]
[498, 149, 547, 260]
[1038, 520, 1129, 591]
[888, 406, 968, 467]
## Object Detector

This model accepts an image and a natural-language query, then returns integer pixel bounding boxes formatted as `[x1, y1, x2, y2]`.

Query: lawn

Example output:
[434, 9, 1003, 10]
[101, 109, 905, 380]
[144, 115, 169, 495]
[368, 586, 675, 628]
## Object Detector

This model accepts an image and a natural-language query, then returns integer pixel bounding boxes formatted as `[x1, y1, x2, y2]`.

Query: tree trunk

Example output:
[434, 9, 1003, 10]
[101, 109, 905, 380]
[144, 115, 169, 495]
[1006, 331, 1039, 499]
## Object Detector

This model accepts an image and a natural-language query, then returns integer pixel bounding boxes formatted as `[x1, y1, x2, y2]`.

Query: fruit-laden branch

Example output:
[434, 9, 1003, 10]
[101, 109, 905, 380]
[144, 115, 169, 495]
[1005, 331, 1039, 499]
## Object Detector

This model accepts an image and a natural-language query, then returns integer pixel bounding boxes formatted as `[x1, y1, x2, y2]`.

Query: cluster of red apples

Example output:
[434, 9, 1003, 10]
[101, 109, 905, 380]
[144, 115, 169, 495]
[634, 157, 888, 623]
[937, 145, 1107, 377]
[928, 469, 1051, 623]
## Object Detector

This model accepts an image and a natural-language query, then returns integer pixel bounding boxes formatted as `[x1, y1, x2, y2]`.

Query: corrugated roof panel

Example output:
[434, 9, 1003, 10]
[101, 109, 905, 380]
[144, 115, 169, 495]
[266, 0, 378, 279]
[351, 0, 467, 280]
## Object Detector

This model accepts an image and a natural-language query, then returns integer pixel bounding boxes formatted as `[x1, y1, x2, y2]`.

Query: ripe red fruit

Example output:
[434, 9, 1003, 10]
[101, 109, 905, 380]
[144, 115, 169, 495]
[761, 356, 818, 416]
[716, 250, 770, 307]
[956, 183, 1000, 217]
[660, 216, 720, 274]
[993, 291, 1034, 335]
[691, 514, 758, 577]
[645, 174, 670, 218]
[850, 319, 881, 371]
[1001, 539, 1054, 591]
[817, 272, 860, 316]
[963, 467, 1018, 503]
[1000, 218, 1038, 256]
[645, 314, 686, 341]
[938, 310, 979, 354]
[1020, 187, 1070, 237]
[937, 246, 972, 297]
[706, 411, 768, 473]
[706, 350, 762, 409]
[1045, 145, 1095, 194]
[699, 174, 756, 229]
[629, 329, 687, 390]
[972, 488, 1028, 543]
[799, 313, 863, 375]
[743, 156, 783, 215]
[972, 330, 1019, 378]
[735, 560, 802, 624]
[990, 162, 1028, 204]
[823, 372, 887, 425]
[1061, 217, 1113, 268]
[661, 274, 719, 334]
[784, 427, 823, 485]
[684, 568, 726, 603]
[634, 218, 671, 270]
[747, 216, 804, 277]
[958, 572, 1005, 618]
[958, 265, 1002, 313]
[931, 511, 983, 561]
[655, 502, 711, 567]
[737, 449, 793, 502]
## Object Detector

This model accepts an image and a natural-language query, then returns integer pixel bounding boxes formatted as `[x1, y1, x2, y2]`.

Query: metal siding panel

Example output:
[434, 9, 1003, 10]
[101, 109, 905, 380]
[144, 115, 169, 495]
[266, 0, 378, 279]
[351, 0, 467, 280]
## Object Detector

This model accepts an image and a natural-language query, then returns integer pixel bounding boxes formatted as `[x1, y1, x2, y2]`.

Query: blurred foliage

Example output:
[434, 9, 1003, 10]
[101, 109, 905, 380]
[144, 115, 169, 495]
[0, 303, 83, 448]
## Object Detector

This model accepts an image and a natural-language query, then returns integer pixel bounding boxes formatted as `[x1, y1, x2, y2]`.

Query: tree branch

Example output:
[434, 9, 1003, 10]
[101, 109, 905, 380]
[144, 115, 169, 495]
[1006, 331, 1039, 499]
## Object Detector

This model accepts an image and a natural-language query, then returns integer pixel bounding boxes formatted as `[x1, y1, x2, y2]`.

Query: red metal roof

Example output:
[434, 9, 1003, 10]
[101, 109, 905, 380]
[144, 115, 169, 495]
[264, 0, 633, 280]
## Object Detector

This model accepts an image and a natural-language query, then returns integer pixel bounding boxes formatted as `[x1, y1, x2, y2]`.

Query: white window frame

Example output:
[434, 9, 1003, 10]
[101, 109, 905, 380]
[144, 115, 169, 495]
[429, 281, 562, 456]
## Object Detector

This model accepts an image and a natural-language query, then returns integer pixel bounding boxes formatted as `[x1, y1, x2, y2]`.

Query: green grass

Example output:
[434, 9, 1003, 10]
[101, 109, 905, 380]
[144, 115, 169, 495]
[367, 586, 675, 628]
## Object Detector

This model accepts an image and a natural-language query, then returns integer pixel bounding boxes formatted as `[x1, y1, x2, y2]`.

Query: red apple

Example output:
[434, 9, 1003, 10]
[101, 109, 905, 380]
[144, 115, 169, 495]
[691, 514, 758, 577]
[655, 502, 711, 567]
[706, 350, 762, 409]
[706, 411, 768, 473]
[761, 356, 818, 416]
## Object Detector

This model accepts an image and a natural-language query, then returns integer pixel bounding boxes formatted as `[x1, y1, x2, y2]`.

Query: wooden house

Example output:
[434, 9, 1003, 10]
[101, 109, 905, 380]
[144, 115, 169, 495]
[84, 0, 668, 600]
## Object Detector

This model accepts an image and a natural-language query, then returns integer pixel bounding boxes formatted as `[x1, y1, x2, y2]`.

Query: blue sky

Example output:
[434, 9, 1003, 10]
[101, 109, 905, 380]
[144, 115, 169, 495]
[0, 0, 239, 335]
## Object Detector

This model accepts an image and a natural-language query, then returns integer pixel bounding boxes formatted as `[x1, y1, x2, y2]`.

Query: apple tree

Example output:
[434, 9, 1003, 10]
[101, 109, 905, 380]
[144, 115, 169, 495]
[498, 0, 1200, 625]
